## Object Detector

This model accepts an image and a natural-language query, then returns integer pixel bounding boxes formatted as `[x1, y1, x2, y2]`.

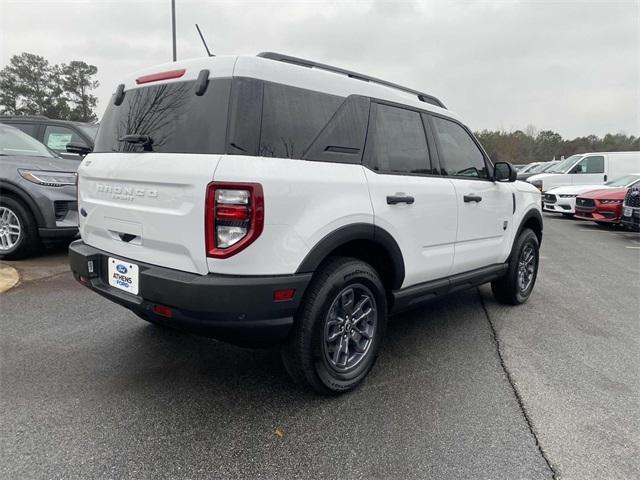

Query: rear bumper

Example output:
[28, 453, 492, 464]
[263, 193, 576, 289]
[68, 240, 311, 345]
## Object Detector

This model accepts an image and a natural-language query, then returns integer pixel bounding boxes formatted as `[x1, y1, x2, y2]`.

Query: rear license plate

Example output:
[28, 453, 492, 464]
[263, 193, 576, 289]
[108, 257, 139, 295]
[623, 207, 632, 217]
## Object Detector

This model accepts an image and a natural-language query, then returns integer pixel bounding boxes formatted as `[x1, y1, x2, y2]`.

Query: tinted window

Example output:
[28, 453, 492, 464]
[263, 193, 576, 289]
[303, 95, 370, 164]
[6, 122, 38, 138]
[366, 104, 431, 174]
[259, 83, 343, 159]
[431, 116, 488, 178]
[574, 155, 604, 174]
[44, 125, 86, 152]
[94, 79, 230, 154]
[0, 124, 55, 158]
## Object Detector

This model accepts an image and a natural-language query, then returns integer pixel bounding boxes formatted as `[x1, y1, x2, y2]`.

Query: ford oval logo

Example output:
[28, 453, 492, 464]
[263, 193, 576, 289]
[116, 264, 128, 274]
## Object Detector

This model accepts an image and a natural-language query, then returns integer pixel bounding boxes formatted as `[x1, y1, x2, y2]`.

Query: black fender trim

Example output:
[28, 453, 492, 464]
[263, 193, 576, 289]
[295, 223, 405, 289]
[516, 208, 543, 244]
[0, 181, 46, 227]
[509, 208, 543, 263]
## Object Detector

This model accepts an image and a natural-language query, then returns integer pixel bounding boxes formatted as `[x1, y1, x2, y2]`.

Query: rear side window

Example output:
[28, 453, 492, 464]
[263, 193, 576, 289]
[259, 83, 343, 159]
[431, 116, 489, 178]
[365, 103, 431, 174]
[94, 79, 230, 154]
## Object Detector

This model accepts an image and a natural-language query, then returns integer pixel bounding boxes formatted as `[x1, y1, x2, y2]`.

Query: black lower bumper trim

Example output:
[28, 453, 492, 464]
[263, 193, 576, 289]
[68, 240, 311, 345]
[39, 227, 79, 240]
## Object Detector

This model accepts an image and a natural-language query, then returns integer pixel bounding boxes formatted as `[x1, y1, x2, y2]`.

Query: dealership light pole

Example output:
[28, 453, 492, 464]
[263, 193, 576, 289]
[171, 0, 177, 61]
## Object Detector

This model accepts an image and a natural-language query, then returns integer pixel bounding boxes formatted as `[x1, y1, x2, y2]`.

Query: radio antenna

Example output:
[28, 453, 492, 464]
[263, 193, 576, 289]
[195, 24, 214, 57]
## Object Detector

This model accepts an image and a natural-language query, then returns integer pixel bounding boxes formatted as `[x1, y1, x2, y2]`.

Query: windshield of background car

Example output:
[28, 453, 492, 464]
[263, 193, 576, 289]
[547, 155, 582, 173]
[605, 174, 640, 187]
[530, 162, 553, 173]
[77, 124, 99, 140]
[94, 79, 229, 154]
[541, 162, 559, 172]
[0, 124, 56, 158]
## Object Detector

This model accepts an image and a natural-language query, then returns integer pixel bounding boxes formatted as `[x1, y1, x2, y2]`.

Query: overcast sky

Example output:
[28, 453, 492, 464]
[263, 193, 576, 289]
[1, 0, 638, 138]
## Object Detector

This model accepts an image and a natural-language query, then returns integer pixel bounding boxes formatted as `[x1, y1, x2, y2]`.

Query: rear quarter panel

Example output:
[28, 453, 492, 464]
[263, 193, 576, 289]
[209, 156, 373, 275]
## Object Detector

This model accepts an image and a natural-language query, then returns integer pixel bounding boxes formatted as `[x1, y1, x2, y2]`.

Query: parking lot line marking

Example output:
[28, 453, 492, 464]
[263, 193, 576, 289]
[625, 246, 640, 249]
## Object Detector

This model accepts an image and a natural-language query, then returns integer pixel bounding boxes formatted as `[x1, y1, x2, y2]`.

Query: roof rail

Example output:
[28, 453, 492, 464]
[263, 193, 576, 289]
[257, 52, 446, 109]
[0, 114, 50, 120]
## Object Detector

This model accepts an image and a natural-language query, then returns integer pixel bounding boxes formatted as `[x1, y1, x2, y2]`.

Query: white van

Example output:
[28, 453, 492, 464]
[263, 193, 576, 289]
[527, 152, 640, 192]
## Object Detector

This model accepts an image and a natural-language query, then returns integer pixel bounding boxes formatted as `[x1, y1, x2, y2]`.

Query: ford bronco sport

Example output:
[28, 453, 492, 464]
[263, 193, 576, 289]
[69, 53, 543, 393]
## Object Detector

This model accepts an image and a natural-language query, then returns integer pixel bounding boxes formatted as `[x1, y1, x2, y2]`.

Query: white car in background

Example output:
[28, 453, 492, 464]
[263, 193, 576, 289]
[542, 174, 640, 215]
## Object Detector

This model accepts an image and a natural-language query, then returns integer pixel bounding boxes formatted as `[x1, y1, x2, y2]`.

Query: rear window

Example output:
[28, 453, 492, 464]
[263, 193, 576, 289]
[94, 79, 230, 154]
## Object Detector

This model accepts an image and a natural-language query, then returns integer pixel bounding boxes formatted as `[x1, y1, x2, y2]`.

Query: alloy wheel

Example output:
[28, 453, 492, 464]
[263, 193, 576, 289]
[517, 243, 536, 293]
[323, 284, 378, 372]
[0, 207, 21, 251]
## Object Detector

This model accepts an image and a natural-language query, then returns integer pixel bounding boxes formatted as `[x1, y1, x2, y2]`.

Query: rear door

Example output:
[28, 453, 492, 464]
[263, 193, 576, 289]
[363, 102, 457, 288]
[428, 114, 513, 274]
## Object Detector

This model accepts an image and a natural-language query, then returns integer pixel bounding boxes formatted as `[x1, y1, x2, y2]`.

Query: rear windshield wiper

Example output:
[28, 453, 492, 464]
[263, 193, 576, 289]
[119, 134, 154, 151]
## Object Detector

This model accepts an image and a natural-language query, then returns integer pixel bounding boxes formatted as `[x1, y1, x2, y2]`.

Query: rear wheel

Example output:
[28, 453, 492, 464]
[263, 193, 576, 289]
[0, 196, 39, 260]
[281, 257, 387, 394]
[492, 228, 539, 305]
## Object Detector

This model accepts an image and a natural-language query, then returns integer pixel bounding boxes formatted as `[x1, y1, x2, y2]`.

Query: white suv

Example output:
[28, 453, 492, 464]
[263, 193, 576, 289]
[69, 53, 543, 393]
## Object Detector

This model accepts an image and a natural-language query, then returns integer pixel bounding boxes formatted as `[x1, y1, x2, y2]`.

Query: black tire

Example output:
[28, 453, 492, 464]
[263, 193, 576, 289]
[281, 256, 387, 394]
[0, 196, 39, 260]
[491, 228, 539, 305]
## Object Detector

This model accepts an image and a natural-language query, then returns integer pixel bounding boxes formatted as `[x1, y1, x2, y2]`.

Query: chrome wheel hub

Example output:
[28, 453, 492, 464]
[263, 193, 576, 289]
[517, 244, 536, 293]
[323, 284, 377, 372]
[0, 207, 21, 251]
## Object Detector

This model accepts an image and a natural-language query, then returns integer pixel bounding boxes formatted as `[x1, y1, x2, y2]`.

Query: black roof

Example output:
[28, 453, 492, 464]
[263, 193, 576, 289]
[257, 52, 446, 109]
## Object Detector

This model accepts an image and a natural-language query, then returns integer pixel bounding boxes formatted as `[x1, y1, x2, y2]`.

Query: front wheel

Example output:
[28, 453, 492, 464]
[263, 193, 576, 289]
[281, 257, 387, 394]
[0, 197, 39, 260]
[491, 228, 540, 305]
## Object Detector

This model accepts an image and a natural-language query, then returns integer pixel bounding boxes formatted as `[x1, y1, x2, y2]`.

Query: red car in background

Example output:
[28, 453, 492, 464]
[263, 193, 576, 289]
[575, 186, 634, 226]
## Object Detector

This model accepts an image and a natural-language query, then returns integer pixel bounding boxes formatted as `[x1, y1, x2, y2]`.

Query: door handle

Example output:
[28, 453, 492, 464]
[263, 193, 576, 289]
[464, 194, 482, 203]
[386, 195, 415, 205]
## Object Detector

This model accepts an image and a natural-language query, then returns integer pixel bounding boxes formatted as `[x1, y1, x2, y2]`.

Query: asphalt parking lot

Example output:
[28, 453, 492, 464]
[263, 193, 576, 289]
[1, 215, 638, 480]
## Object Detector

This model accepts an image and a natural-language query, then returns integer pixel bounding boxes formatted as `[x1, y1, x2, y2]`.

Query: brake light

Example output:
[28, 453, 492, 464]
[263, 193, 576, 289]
[135, 69, 186, 85]
[205, 182, 264, 258]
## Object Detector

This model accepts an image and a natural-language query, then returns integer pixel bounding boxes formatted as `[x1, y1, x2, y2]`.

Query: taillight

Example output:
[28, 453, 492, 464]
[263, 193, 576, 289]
[205, 182, 264, 258]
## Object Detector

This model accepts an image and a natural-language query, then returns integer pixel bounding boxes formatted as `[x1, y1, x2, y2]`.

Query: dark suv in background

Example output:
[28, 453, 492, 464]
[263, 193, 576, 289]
[0, 124, 78, 259]
[0, 115, 97, 160]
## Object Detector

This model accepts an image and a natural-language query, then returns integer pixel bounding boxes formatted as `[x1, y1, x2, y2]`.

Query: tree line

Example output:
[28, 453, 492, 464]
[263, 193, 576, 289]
[0, 52, 99, 123]
[475, 127, 639, 165]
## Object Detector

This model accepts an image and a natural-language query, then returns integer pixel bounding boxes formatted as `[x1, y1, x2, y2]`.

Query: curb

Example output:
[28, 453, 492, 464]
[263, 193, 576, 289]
[0, 264, 20, 293]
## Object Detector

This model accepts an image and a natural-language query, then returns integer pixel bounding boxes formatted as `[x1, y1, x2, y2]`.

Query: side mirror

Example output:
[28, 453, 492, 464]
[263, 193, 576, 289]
[66, 142, 92, 156]
[570, 165, 582, 174]
[494, 162, 517, 182]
